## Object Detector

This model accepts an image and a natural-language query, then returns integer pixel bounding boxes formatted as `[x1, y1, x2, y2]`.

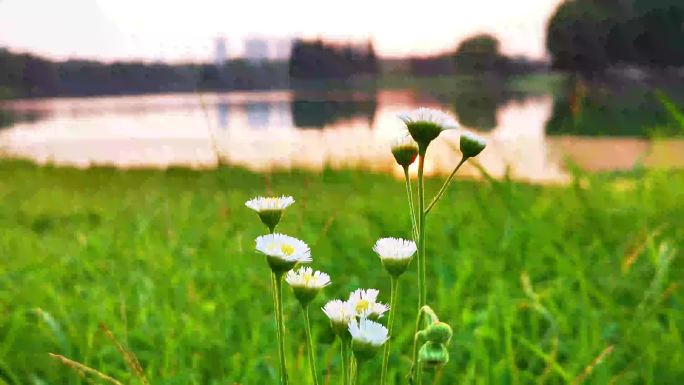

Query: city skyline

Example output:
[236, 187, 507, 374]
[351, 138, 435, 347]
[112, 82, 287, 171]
[0, 0, 563, 63]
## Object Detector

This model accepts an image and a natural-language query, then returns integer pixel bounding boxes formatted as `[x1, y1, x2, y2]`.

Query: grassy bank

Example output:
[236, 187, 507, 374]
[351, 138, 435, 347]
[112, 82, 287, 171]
[0, 160, 682, 384]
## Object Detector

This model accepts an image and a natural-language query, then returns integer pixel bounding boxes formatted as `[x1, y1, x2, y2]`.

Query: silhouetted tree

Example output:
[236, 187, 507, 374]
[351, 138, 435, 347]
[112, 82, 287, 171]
[547, 0, 684, 73]
[289, 39, 379, 79]
[0, 48, 290, 98]
[453, 34, 501, 74]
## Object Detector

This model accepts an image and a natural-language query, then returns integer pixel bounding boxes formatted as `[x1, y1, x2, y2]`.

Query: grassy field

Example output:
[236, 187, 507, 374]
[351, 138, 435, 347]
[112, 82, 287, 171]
[0, 160, 683, 385]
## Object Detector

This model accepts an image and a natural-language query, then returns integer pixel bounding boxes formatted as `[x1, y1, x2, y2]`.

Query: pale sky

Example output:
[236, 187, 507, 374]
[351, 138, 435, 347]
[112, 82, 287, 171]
[0, 0, 563, 62]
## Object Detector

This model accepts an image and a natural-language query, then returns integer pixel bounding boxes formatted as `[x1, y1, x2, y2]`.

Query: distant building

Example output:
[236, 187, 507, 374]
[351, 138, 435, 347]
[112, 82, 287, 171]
[244, 38, 269, 63]
[215, 37, 228, 67]
[272, 38, 293, 61]
[241, 37, 293, 62]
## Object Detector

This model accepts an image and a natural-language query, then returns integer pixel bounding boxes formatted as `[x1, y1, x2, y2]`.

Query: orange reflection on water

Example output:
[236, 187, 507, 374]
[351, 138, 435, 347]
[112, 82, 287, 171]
[1, 90, 683, 183]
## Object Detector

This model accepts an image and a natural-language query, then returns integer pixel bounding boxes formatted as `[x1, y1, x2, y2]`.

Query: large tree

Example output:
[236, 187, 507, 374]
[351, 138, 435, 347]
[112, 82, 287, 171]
[546, 0, 684, 73]
[453, 34, 502, 74]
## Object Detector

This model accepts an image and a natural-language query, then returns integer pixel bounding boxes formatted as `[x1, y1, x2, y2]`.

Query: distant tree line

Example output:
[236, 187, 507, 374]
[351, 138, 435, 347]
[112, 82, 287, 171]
[409, 34, 547, 77]
[289, 39, 379, 79]
[0, 48, 289, 98]
[547, 0, 684, 74]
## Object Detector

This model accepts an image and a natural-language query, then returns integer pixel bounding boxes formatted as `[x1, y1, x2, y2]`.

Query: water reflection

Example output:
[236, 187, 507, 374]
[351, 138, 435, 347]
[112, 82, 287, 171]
[546, 77, 684, 137]
[0, 89, 682, 183]
[291, 92, 377, 129]
[245, 102, 271, 129]
[217, 102, 229, 129]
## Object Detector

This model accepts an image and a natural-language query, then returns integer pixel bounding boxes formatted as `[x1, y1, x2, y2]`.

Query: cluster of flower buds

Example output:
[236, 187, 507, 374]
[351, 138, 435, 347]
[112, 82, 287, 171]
[415, 308, 453, 369]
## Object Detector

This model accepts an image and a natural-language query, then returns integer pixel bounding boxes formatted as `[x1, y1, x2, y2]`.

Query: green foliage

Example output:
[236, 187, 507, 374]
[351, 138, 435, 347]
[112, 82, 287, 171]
[0, 161, 683, 384]
[453, 34, 501, 74]
[547, 0, 684, 72]
[0, 48, 289, 98]
[289, 39, 378, 80]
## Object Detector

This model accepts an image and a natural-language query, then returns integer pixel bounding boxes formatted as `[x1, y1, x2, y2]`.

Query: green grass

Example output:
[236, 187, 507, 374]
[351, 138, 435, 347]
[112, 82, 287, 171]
[0, 160, 683, 385]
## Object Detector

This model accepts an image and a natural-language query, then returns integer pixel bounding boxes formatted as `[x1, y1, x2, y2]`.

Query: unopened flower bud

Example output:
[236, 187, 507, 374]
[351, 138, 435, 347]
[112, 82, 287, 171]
[459, 132, 486, 159]
[425, 322, 452, 344]
[418, 341, 449, 368]
[391, 136, 419, 167]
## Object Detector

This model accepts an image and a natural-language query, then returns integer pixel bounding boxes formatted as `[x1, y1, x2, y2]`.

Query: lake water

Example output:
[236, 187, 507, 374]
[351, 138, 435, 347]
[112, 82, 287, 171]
[1, 89, 683, 183]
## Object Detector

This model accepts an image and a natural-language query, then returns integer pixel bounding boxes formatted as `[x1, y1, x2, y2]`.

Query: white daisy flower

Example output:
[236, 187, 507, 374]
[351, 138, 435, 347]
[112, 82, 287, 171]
[286, 267, 331, 306]
[322, 299, 356, 336]
[390, 134, 419, 167]
[349, 318, 389, 346]
[373, 237, 417, 261]
[245, 196, 295, 232]
[256, 233, 311, 273]
[459, 131, 487, 158]
[397, 107, 459, 147]
[286, 267, 331, 289]
[397, 108, 460, 131]
[349, 318, 388, 360]
[245, 196, 295, 212]
[373, 237, 417, 277]
[348, 289, 389, 319]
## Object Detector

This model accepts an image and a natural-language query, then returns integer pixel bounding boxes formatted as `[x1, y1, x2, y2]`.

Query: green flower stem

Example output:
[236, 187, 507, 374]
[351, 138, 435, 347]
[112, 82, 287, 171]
[353, 359, 362, 385]
[350, 355, 356, 385]
[417, 148, 427, 309]
[273, 272, 288, 385]
[271, 273, 281, 340]
[302, 306, 319, 385]
[403, 165, 418, 241]
[409, 310, 423, 384]
[380, 276, 400, 385]
[341, 340, 351, 385]
[413, 147, 428, 385]
[424, 156, 466, 215]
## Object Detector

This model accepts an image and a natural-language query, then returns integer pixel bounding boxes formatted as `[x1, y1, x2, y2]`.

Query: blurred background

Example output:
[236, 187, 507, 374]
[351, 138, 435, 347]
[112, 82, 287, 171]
[1, 1, 684, 385]
[1, 0, 683, 182]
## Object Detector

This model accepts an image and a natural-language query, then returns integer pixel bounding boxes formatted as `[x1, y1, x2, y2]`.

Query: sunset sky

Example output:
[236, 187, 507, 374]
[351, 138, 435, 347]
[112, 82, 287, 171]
[0, 0, 564, 62]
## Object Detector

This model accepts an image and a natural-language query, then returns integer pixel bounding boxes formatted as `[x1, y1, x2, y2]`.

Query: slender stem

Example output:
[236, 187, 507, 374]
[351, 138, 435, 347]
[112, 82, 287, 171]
[409, 310, 422, 384]
[271, 273, 282, 375]
[353, 359, 362, 385]
[302, 307, 319, 385]
[271, 273, 281, 341]
[350, 354, 356, 385]
[341, 340, 350, 385]
[424, 157, 467, 214]
[417, 149, 427, 308]
[409, 146, 427, 384]
[380, 276, 400, 385]
[403, 165, 418, 241]
[274, 273, 288, 385]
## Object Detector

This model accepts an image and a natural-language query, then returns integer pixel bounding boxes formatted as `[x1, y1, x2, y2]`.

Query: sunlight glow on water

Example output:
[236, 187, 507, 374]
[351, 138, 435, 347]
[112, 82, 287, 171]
[1, 90, 683, 183]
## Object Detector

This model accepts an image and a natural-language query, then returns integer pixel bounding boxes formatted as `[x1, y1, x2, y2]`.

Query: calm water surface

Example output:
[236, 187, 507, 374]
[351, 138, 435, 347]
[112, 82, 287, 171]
[1, 89, 682, 183]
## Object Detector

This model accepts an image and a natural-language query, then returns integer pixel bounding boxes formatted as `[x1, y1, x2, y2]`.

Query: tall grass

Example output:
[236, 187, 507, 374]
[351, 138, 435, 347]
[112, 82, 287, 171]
[0, 160, 682, 384]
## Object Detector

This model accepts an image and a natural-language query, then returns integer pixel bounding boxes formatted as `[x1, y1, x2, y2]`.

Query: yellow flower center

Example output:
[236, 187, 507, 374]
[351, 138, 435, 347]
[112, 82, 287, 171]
[280, 244, 295, 256]
[355, 299, 370, 313]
